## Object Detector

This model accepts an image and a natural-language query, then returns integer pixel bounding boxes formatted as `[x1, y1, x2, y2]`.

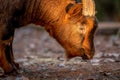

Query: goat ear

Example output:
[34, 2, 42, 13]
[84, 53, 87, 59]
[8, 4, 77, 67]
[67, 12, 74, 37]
[66, 3, 82, 16]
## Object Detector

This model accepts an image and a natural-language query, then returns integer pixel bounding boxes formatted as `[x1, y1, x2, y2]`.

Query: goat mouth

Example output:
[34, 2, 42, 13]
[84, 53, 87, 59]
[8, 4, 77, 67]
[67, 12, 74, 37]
[80, 48, 94, 60]
[81, 53, 90, 60]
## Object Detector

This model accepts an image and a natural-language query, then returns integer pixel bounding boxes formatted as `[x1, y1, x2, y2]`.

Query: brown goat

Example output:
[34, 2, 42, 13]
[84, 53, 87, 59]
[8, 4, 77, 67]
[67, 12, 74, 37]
[0, 0, 97, 74]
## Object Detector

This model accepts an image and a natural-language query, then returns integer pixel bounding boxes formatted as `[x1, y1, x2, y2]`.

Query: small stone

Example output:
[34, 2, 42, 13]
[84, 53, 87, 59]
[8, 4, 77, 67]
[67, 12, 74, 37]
[71, 67, 76, 71]
[58, 63, 65, 67]
[91, 59, 101, 65]
[0, 67, 4, 76]
[104, 58, 115, 62]
[15, 76, 29, 80]
[91, 59, 101, 63]
[29, 43, 35, 49]
[94, 52, 103, 58]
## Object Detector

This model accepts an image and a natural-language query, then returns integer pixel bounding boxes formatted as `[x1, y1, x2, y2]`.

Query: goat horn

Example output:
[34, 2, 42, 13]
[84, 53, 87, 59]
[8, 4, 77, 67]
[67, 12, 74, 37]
[82, 0, 96, 16]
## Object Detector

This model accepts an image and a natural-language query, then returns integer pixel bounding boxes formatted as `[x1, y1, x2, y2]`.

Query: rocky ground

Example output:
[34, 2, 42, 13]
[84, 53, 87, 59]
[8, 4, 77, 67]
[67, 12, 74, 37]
[0, 23, 120, 80]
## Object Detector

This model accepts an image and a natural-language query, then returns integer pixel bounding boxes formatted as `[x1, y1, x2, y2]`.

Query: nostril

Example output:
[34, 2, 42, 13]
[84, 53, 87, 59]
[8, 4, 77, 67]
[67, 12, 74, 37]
[80, 48, 89, 60]
[80, 48, 94, 60]
[81, 53, 89, 60]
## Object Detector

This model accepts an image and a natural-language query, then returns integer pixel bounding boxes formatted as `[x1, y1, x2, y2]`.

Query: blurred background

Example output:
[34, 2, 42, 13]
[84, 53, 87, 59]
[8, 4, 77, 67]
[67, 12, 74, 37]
[76, 0, 120, 22]
[94, 0, 120, 35]
[95, 0, 120, 22]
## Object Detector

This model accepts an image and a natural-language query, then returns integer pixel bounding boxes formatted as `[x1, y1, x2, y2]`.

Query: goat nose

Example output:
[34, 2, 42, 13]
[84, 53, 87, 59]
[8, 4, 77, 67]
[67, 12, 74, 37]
[81, 53, 89, 60]
[80, 48, 94, 60]
[80, 48, 89, 60]
[82, 52, 94, 60]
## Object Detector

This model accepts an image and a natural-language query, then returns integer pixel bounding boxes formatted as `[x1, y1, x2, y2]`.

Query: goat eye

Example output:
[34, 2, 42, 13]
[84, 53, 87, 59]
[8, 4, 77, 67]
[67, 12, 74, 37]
[81, 19, 87, 25]
[79, 25, 86, 34]
[79, 27, 84, 30]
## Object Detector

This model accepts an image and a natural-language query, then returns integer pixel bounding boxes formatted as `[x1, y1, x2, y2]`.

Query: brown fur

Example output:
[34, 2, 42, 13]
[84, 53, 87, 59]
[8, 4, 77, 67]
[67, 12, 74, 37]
[0, 0, 97, 74]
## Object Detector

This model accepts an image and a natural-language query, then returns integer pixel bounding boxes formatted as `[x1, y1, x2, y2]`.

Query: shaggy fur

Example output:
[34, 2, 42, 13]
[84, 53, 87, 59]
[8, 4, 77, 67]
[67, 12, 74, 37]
[0, 0, 97, 74]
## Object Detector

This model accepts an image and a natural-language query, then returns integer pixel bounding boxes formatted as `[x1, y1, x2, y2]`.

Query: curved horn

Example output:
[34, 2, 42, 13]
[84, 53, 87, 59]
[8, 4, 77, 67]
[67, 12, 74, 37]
[82, 0, 96, 16]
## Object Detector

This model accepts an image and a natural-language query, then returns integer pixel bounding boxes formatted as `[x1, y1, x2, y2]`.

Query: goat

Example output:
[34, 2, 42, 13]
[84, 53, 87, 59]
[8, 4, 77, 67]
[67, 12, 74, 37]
[0, 0, 97, 74]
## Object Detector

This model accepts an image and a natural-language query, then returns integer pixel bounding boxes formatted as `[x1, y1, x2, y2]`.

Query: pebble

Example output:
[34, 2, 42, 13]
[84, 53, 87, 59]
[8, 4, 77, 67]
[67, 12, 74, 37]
[58, 63, 66, 67]
[15, 76, 29, 80]
[104, 58, 115, 62]
[91, 59, 101, 63]
[91, 59, 101, 65]
[94, 52, 103, 58]
[71, 67, 76, 71]
[104, 53, 120, 58]
[16, 58, 28, 63]
[0, 67, 4, 76]
[29, 43, 36, 49]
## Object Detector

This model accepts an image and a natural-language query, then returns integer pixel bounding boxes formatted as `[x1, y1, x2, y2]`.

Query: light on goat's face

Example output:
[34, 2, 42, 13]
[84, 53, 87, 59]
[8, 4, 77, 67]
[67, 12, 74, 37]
[53, 0, 97, 60]
[61, 16, 97, 60]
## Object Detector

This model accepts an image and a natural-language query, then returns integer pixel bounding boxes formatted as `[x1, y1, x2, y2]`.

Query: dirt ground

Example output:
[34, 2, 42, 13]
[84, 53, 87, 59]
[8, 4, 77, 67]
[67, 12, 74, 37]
[0, 24, 120, 80]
